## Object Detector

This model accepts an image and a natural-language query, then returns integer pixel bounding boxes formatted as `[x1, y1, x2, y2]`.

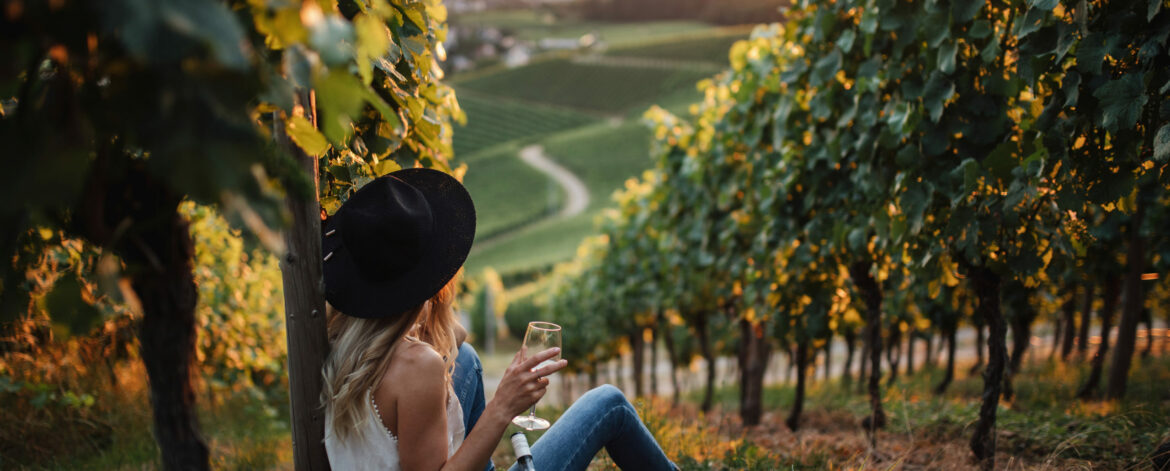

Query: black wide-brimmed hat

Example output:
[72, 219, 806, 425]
[322, 168, 476, 319]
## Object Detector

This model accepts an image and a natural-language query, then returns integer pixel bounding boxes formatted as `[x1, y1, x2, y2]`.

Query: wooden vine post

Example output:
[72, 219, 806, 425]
[276, 96, 332, 471]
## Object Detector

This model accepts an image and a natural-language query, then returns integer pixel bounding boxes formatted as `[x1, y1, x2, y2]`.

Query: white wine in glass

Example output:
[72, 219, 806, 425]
[512, 321, 561, 431]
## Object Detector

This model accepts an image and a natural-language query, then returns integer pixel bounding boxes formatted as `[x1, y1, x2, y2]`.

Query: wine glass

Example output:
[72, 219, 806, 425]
[511, 321, 562, 430]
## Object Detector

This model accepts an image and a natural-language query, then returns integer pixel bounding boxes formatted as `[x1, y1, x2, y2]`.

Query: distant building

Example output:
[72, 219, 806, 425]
[504, 44, 532, 67]
[451, 55, 475, 73]
[537, 37, 580, 50]
[476, 43, 498, 59]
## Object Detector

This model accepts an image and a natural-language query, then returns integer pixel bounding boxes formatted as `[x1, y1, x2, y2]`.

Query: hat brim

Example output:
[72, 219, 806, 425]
[322, 168, 476, 319]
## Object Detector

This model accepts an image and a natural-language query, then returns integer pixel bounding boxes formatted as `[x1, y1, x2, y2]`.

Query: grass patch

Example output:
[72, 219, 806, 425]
[461, 142, 562, 241]
[10, 362, 293, 470]
[679, 354, 1170, 469]
[452, 58, 713, 116]
[451, 11, 716, 47]
[606, 30, 750, 62]
[541, 121, 655, 203]
[41, 395, 293, 471]
[466, 211, 595, 277]
[453, 93, 598, 158]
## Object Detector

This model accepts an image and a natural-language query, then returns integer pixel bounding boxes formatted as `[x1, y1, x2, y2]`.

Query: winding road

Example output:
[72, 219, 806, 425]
[518, 144, 590, 219]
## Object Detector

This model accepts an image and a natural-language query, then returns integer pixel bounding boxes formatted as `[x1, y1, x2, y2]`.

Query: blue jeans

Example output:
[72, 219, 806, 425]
[453, 343, 677, 471]
[453, 343, 491, 471]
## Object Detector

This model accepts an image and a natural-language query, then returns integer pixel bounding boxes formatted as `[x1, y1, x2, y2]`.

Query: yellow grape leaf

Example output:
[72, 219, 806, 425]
[743, 306, 756, 323]
[425, 1, 448, 23]
[401, 4, 427, 30]
[285, 115, 329, 156]
[355, 13, 390, 84]
[372, 158, 400, 176]
[271, 7, 307, 46]
[451, 162, 468, 182]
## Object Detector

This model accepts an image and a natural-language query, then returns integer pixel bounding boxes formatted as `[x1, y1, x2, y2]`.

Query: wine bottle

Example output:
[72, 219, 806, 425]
[510, 432, 537, 471]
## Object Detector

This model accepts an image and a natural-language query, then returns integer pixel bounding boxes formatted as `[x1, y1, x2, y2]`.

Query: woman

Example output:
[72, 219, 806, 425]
[320, 169, 677, 471]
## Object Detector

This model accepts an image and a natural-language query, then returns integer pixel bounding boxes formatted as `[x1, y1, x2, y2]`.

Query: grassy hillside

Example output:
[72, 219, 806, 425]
[453, 93, 598, 157]
[542, 120, 654, 197]
[465, 121, 654, 276]
[452, 10, 714, 47]
[460, 143, 563, 240]
[606, 29, 749, 62]
[450, 21, 739, 278]
[453, 58, 713, 116]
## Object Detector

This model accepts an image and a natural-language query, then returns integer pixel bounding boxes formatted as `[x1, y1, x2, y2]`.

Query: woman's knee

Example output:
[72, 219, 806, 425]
[583, 384, 631, 411]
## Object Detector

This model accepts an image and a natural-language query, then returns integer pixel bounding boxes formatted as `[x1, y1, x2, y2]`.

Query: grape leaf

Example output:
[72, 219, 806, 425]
[286, 116, 330, 156]
[952, 0, 985, 23]
[1093, 74, 1148, 131]
[938, 40, 958, 74]
[1154, 124, 1170, 162]
[923, 72, 955, 122]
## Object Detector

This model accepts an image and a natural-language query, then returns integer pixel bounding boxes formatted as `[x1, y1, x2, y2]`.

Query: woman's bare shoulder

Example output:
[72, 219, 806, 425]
[381, 340, 445, 389]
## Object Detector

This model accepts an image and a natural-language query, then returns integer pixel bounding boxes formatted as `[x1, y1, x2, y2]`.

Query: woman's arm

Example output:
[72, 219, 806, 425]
[440, 347, 566, 471]
[389, 345, 566, 471]
[381, 344, 452, 471]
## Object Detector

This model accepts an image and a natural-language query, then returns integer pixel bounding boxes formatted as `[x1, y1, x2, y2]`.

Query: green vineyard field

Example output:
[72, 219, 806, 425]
[453, 59, 713, 115]
[453, 93, 598, 157]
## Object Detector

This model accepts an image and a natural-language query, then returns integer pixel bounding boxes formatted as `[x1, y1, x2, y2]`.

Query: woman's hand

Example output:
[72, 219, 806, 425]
[488, 347, 566, 418]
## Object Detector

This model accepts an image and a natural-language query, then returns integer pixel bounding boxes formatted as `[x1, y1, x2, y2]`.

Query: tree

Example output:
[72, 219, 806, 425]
[1, 0, 460, 468]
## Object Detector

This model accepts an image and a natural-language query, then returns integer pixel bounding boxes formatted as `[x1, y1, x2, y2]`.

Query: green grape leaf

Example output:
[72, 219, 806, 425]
[968, 20, 992, 39]
[812, 50, 843, 87]
[1014, 7, 1046, 39]
[813, 8, 838, 42]
[1061, 71, 1081, 107]
[922, 12, 951, 48]
[1154, 124, 1170, 162]
[983, 140, 1020, 181]
[888, 102, 912, 132]
[952, 0, 985, 23]
[848, 227, 867, 251]
[1076, 32, 1107, 75]
[837, 29, 857, 52]
[1093, 74, 1148, 131]
[1029, 0, 1059, 11]
[308, 14, 356, 66]
[109, 0, 251, 70]
[980, 28, 1002, 63]
[1054, 22, 1077, 61]
[860, 6, 879, 34]
[895, 145, 920, 167]
[938, 39, 958, 74]
[923, 72, 955, 122]
[957, 158, 980, 193]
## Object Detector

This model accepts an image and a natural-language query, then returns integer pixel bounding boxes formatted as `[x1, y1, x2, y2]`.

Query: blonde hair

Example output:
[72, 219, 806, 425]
[321, 271, 462, 443]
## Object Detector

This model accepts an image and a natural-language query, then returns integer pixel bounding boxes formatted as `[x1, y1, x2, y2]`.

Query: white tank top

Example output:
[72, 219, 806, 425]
[324, 388, 465, 470]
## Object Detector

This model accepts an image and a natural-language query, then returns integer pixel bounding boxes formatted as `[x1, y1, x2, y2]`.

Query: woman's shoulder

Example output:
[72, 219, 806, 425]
[383, 339, 445, 386]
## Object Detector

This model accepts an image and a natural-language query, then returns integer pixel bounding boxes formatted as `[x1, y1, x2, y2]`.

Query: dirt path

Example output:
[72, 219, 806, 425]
[518, 144, 589, 219]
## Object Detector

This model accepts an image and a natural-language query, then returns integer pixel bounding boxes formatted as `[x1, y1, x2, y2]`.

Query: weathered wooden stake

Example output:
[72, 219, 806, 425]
[275, 98, 331, 471]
